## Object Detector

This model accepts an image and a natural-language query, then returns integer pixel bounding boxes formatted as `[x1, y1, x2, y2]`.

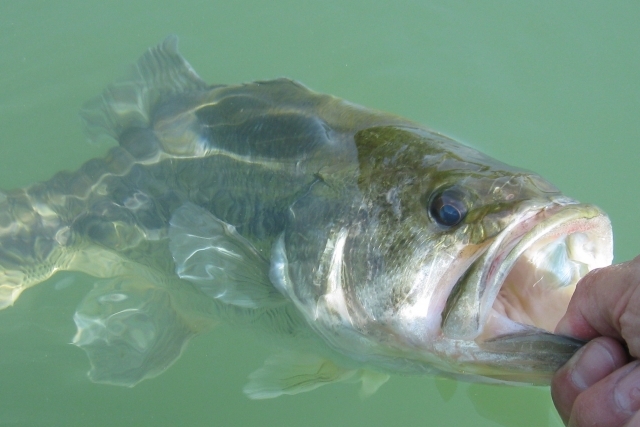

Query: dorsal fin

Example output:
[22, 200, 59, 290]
[80, 36, 207, 143]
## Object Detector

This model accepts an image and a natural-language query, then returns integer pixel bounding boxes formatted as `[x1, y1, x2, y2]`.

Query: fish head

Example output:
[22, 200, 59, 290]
[272, 125, 612, 384]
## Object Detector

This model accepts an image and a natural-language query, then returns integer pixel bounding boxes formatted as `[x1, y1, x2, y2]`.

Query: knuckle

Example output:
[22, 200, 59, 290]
[620, 311, 640, 358]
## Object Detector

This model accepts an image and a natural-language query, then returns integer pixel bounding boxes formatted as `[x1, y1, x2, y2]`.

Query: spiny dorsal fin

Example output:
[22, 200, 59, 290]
[80, 36, 207, 143]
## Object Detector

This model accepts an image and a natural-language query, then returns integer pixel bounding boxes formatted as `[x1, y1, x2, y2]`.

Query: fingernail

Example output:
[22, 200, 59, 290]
[614, 361, 640, 414]
[571, 340, 617, 389]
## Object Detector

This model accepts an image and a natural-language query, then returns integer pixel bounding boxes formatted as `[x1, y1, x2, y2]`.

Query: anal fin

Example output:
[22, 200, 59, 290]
[72, 269, 215, 387]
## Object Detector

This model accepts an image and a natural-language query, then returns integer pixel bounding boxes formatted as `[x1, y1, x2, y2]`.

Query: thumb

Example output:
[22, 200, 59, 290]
[555, 255, 640, 358]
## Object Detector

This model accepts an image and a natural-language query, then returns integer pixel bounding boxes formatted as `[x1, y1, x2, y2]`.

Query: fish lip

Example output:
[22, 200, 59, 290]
[441, 200, 612, 341]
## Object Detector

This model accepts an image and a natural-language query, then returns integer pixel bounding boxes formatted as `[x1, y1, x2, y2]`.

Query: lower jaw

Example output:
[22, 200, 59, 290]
[474, 204, 612, 343]
[475, 259, 579, 343]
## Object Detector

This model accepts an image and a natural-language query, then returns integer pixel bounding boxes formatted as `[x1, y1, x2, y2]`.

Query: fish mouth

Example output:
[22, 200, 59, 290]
[441, 202, 613, 345]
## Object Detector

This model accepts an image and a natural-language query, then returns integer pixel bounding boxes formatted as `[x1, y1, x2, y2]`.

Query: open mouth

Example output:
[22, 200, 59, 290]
[441, 203, 613, 343]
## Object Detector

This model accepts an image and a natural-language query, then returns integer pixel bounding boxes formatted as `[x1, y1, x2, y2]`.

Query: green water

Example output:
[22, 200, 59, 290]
[0, 1, 638, 426]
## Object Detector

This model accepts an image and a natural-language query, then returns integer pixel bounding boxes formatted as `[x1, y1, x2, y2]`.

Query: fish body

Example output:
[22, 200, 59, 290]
[0, 37, 612, 397]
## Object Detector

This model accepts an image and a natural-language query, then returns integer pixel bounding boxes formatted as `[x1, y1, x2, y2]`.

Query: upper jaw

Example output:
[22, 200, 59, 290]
[441, 201, 613, 342]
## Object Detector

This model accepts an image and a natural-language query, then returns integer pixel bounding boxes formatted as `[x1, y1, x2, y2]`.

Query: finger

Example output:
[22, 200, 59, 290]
[551, 337, 629, 424]
[624, 409, 640, 427]
[567, 360, 640, 427]
[555, 256, 640, 350]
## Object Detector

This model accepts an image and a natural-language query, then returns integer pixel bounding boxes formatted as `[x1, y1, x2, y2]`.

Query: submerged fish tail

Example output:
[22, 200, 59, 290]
[0, 37, 211, 308]
[0, 187, 71, 308]
[0, 143, 181, 309]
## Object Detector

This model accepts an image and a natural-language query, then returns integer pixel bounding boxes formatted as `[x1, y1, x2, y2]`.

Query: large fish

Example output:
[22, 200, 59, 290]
[0, 37, 612, 398]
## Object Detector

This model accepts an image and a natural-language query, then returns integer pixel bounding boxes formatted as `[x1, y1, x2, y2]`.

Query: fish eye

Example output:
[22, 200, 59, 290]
[429, 188, 467, 227]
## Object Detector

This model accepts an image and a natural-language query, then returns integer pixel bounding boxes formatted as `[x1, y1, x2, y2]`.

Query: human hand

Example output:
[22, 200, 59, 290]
[551, 255, 640, 426]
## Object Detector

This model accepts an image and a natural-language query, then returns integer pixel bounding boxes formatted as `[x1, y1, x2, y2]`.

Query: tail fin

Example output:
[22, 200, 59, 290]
[0, 189, 71, 309]
[0, 37, 209, 309]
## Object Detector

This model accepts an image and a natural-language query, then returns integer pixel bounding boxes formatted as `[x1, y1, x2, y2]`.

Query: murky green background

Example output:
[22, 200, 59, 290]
[0, 1, 638, 426]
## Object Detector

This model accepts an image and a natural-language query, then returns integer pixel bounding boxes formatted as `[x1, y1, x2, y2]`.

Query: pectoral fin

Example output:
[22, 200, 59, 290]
[169, 202, 285, 309]
[73, 271, 215, 387]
